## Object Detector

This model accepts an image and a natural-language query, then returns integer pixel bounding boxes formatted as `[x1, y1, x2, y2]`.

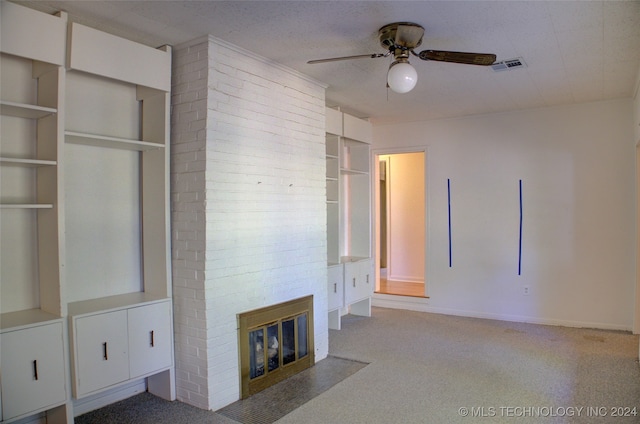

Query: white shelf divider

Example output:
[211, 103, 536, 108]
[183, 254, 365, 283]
[0, 204, 54, 209]
[0, 100, 57, 119]
[0, 309, 62, 332]
[0, 157, 57, 167]
[65, 131, 164, 151]
[340, 167, 368, 175]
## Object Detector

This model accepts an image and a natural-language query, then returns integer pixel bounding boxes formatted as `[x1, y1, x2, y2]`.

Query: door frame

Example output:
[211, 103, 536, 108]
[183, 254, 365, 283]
[372, 147, 429, 297]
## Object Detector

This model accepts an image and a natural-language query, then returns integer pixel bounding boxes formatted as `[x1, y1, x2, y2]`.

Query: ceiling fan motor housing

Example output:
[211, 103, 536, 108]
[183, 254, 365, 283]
[378, 22, 425, 52]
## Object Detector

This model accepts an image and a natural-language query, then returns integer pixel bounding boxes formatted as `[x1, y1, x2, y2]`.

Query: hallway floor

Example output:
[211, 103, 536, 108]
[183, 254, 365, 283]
[376, 278, 426, 297]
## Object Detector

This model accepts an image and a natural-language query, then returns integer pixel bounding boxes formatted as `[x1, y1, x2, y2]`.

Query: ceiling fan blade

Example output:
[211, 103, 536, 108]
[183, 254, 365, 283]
[307, 53, 388, 64]
[394, 23, 424, 48]
[417, 50, 496, 65]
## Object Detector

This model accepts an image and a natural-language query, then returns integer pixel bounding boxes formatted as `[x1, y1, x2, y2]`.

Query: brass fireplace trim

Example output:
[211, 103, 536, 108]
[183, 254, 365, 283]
[238, 295, 314, 398]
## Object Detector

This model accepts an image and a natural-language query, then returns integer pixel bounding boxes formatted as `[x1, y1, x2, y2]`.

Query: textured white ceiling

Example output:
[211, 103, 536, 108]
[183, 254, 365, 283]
[15, 0, 640, 124]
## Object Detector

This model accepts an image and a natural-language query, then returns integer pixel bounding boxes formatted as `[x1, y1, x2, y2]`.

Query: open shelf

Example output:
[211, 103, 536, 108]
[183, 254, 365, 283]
[0, 203, 54, 209]
[0, 157, 57, 167]
[341, 256, 370, 263]
[0, 100, 56, 119]
[341, 167, 368, 175]
[0, 308, 62, 332]
[65, 131, 164, 151]
[68, 292, 170, 317]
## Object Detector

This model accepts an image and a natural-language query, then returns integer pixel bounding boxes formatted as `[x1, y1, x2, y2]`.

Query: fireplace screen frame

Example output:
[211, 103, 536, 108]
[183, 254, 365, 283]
[238, 295, 314, 398]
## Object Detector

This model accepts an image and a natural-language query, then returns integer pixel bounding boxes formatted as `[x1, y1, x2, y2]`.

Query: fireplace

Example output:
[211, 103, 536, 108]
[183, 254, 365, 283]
[238, 295, 314, 398]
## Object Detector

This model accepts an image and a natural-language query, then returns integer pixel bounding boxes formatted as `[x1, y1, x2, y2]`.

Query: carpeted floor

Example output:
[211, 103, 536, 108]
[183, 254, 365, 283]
[75, 356, 367, 424]
[281, 308, 640, 424]
[76, 307, 640, 424]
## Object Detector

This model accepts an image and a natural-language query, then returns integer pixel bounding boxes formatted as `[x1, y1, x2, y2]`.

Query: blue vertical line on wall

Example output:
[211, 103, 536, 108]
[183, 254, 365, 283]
[448, 178, 452, 267]
[518, 179, 523, 275]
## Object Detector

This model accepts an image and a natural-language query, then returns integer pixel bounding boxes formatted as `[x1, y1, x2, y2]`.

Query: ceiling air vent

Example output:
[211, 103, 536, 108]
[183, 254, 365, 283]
[491, 57, 526, 72]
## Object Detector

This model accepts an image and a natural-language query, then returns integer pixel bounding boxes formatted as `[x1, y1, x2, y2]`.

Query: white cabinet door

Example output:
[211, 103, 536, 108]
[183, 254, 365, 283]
[359, 259, 374, 297]
[73, 310, 129, 397]
[344, 259, 373, 304]
[1, 322, 67, 421]
[343, 261, 360, 304]
[327, 265, 344, 311]
[128, 301, 172, 378]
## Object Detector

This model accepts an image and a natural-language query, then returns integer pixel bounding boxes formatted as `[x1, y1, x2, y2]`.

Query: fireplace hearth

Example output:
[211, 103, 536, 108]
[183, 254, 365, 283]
[238, 296, 314, 398]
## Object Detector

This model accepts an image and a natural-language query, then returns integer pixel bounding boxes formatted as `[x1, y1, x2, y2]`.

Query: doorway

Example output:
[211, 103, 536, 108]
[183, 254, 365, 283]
[374, 151, 426, 297]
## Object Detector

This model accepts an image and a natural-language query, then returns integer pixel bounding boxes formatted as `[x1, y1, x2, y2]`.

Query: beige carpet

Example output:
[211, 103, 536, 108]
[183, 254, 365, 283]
[279, 308, 640, 424]
[77, 307, 640, 424]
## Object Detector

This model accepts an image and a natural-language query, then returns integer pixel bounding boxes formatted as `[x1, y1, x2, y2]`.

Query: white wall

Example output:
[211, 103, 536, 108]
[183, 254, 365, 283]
[171, 36, 328, 411]
[374, 99, 636, 330]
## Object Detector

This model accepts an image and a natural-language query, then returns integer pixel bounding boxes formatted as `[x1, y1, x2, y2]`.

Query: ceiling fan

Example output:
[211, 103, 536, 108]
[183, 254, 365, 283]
[307, 22, 497, 94]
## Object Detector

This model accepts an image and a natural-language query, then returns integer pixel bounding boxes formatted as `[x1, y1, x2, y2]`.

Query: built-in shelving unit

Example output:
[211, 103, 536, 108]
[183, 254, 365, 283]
[326, 134, 341, 267]
[0, 3, 174, 423]
[0, 3, 69, 422]
[325, 107, 374, 330]
[63, 19, 174, 409]
[326, 134, 340, 200]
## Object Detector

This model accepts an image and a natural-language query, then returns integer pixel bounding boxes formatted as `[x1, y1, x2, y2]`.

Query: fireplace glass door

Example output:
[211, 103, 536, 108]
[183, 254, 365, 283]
[249, 328, 264, 379]
[239, 296, 314, 398]
[248, 312, 308, 381]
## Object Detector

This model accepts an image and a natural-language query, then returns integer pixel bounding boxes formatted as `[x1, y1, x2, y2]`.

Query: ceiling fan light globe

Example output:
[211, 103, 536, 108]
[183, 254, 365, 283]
[387, 62, 417, 93]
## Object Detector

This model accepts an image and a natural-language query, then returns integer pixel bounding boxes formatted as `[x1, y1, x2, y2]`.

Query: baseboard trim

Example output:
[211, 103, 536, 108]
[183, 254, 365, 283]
[384, 275, 424, 284]
[371, 295, 632, 332]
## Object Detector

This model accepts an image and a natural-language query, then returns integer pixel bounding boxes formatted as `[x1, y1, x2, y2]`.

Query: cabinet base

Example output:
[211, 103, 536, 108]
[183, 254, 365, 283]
[72, 379, 146, 417]
[327, 297, 371, 331]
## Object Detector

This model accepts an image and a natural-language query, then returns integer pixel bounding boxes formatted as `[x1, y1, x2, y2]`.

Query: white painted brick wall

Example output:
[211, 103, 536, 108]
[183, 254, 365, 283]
[171, 38, 211, 409]
[172, 35, 328, 411]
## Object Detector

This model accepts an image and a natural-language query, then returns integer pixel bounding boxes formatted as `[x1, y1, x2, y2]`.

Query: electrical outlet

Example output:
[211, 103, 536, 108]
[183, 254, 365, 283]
[523, 286, 530, 296]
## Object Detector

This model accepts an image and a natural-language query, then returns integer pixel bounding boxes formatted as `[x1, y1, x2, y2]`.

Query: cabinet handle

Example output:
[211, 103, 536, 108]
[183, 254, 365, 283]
[333, 283, 337, 293]
[366, 274, 370, 283]
[33, 360, 38, 381]
[353, 277, 356, 287]
[150, 330, 155, 347]
[103, 342, 108, 360]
